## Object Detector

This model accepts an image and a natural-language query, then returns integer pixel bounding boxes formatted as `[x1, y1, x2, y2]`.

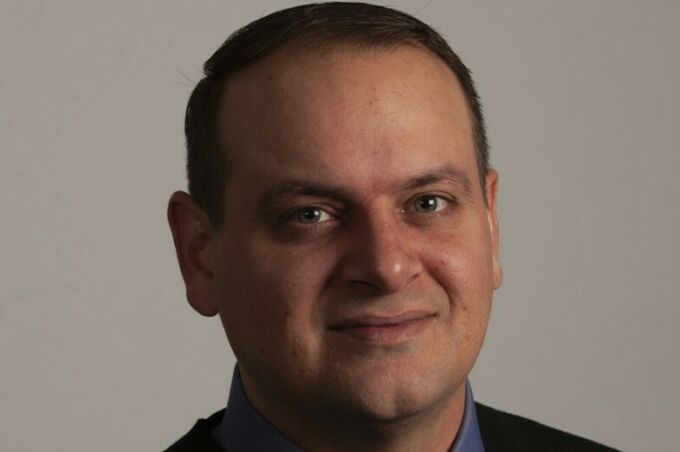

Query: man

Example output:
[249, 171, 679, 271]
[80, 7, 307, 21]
[166, 3, 617, 451]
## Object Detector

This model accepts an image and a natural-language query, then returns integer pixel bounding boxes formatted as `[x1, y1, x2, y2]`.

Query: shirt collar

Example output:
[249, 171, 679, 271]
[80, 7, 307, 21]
[451, 379, 485, 452]
[213, 366, 484, 452]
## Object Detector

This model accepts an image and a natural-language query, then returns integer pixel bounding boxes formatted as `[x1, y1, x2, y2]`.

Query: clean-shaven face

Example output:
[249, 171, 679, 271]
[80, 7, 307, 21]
[211, 44, 501, 424]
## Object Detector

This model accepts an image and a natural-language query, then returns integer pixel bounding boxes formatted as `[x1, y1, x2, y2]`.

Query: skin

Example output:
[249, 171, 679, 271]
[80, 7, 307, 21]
[168, 44, 502, 451]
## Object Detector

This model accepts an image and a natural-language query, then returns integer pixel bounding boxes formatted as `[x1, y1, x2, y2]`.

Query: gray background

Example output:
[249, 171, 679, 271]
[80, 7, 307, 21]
[1, 1, 678, 451]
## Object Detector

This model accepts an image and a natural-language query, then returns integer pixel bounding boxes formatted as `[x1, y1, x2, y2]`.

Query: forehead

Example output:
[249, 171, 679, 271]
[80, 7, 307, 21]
[218, 44, 478, 194]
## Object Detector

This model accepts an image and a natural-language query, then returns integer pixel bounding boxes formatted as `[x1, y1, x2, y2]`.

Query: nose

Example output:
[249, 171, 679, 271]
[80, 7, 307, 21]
[337, 211, 422, 295]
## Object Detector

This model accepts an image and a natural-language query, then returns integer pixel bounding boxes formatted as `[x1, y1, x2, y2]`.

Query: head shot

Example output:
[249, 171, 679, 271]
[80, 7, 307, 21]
[165, 3, 615, 451]
[5, 2, 677, 451]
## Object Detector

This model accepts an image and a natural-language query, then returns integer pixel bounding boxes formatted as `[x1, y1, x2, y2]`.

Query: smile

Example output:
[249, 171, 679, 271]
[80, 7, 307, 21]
[328, 311, 436, 345]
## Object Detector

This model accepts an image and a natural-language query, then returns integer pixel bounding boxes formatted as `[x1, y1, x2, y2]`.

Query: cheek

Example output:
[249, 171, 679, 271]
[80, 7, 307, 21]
[424, 234, 494, 329]
[427, 235, 493, 295]
[259, 243, 337, 305]
[219, 237, 337, 340]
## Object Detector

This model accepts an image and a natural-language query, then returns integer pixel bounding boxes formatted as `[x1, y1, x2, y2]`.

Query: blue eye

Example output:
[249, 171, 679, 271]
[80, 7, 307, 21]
[413, 195, 448, 213]
[295, 207, 333, 224]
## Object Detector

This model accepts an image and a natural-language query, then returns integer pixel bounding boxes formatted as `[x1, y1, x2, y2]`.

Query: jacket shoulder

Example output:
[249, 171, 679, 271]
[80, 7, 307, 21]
[163, 410, 225, 452]
[475, 403, 620, 452]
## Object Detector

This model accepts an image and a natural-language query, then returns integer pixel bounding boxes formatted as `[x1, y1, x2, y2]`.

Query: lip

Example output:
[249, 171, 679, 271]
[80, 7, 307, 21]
[328, 311, 435, 345]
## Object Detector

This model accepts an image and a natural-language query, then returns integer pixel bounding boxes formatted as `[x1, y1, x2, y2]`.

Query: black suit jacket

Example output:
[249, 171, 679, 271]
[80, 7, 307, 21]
[165, 403, 619, 451]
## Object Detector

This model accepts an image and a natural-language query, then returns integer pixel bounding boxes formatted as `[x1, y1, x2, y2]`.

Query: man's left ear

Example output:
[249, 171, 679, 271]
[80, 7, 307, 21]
[485, 169, 502, 289]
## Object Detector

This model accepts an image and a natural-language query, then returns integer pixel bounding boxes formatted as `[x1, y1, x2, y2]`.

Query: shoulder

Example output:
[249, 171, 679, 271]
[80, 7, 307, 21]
[163, 409, 226, 452]
[475, 403, 620, 452]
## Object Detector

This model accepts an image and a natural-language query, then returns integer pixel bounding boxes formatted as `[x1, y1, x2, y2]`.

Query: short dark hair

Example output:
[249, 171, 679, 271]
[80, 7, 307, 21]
[185, 2, 488, 226]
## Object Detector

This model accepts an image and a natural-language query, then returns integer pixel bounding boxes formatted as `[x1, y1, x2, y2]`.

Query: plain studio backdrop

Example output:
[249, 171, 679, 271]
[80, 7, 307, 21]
[1, 1, 678, 451]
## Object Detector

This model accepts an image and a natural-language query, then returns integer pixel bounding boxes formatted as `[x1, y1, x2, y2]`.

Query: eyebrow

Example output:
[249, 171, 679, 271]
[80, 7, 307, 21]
[256, 182, 354, 216]
[255, 164, 474, 215]
[398, 165, 473, 197]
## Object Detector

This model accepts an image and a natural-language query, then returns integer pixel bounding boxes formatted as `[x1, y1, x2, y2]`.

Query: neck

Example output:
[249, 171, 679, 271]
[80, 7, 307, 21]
[307, 397, 465, 452]
[240, 372, 467, 452]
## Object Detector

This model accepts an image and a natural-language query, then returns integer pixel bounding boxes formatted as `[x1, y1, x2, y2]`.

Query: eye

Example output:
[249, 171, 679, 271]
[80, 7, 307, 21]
[412, 195, 450, 213]
[294, 206, 334, 224]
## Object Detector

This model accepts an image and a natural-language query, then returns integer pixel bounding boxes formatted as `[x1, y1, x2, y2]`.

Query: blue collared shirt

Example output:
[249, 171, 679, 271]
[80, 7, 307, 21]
[213, 367, 485, 451]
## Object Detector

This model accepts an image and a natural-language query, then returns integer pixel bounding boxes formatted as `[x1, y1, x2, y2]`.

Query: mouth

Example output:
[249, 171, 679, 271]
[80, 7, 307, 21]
[328, 311, 436, 345]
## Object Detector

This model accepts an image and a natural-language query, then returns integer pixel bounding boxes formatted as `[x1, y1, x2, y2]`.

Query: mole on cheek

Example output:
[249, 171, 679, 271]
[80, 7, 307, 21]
[433, 259, 450, 275]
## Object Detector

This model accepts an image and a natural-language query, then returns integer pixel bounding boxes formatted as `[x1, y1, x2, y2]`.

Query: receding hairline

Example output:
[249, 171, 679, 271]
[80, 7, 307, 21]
[213, 39, 478, 170]
[185, 3, 490, 226]
[215, 38, 449, 110]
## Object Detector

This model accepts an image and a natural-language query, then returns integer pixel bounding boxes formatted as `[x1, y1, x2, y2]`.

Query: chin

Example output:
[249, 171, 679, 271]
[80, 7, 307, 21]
[326, 363, 460, 423]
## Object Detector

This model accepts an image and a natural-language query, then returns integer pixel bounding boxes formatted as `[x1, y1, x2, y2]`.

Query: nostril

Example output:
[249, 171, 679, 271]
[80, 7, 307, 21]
[349, 279, 381, 291]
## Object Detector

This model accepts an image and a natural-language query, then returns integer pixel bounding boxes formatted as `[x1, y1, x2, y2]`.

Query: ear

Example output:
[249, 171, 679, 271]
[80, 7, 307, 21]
[167, 191, 219, 316]
[485, 170, 502, 289]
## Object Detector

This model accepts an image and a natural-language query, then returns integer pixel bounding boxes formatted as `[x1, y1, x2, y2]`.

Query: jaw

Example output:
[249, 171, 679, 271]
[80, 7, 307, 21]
[247, 363, 468, 452]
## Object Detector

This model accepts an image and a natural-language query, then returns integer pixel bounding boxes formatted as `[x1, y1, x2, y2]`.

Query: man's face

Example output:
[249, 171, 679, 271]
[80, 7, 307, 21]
[210, 45, 501, 422]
